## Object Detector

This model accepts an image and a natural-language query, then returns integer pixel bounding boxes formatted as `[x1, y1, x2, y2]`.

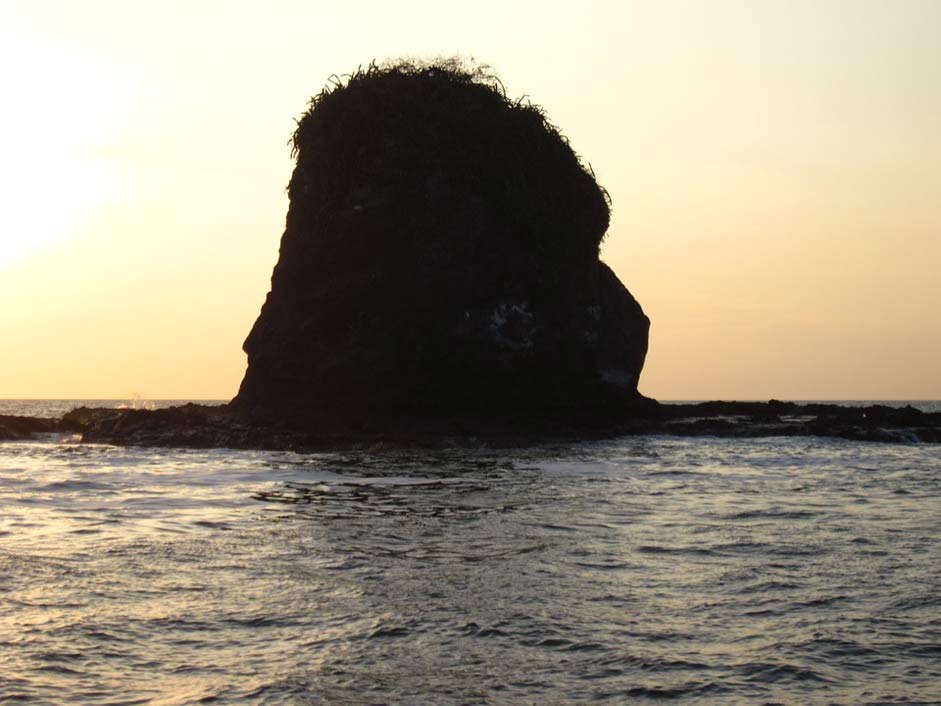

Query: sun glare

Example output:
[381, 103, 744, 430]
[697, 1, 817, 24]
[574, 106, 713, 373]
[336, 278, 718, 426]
[0, 35, 123, 268]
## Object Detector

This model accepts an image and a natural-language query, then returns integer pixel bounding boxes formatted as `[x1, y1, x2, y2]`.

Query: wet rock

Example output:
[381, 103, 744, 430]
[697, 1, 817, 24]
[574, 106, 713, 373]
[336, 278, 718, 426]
[0, 414, 81, 441]
[44, 400, 941, 450]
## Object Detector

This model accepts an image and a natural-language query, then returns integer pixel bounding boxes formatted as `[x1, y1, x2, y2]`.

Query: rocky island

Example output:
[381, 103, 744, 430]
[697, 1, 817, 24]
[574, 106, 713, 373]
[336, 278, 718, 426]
[3, 61, 939, 447]
[233, 60, 650, 426]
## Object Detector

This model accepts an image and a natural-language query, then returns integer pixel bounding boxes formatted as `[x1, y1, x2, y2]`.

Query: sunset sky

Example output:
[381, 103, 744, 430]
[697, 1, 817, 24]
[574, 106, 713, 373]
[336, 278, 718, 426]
[1, 0, 939, 400]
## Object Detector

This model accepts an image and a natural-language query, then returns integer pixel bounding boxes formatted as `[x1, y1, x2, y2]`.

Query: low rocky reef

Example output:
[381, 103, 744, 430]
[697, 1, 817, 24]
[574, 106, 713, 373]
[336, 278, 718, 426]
[1, 401, 937, 448]
[0, 414, 83, 442]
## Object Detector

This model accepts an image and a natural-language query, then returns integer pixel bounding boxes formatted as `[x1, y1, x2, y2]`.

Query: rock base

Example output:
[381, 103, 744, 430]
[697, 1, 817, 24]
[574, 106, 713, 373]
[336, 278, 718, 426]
[30, 401, 940, 450]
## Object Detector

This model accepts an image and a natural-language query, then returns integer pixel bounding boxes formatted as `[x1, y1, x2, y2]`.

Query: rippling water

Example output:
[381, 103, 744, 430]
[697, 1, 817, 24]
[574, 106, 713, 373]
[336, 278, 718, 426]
[2, 403, 940, 705]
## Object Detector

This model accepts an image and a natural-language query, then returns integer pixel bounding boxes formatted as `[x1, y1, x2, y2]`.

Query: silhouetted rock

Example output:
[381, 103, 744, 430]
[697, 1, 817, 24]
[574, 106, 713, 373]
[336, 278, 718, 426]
[13, 68, 936, 451]
[0, 414, 81, 441]
[232, 60, 650, 428]
[54, 400, 941, 449]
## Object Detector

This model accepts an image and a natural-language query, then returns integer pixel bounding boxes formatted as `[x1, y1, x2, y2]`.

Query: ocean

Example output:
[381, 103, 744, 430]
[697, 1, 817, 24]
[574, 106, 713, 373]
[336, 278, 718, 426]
[1, 400, 939, 705]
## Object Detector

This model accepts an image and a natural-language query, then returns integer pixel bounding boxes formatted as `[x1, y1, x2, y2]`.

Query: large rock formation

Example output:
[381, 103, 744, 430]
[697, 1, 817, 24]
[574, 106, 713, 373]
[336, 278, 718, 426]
[234, 61, 650, 427]
[10, 63, 941, 448]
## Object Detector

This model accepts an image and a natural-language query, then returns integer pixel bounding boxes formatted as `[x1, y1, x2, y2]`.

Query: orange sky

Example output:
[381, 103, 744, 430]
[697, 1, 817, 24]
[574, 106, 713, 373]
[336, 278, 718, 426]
[1, 1, 939, 400]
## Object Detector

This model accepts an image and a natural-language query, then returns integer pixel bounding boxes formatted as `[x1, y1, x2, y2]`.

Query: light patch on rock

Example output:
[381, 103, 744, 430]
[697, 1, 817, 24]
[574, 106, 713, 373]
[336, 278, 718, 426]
[599, 368, 636, 389]
[488, 302, 536, 351]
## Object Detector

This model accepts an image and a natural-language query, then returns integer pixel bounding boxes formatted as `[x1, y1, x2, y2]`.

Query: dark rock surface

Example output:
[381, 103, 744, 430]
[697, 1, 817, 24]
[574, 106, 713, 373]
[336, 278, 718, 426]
[651, 401, 941, 443]
[0, 414, 81, 441]
[232, 61, 649, 427]
[51, 401, 941, 450]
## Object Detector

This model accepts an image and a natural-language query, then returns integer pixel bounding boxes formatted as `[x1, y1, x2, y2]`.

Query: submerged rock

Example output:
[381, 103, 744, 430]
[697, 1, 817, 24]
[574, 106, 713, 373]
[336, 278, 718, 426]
[232, 60, 649, 427]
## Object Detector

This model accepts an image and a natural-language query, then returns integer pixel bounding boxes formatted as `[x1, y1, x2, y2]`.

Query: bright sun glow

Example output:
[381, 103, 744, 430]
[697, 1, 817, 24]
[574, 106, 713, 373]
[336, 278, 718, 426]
[0, 35, 123, 268]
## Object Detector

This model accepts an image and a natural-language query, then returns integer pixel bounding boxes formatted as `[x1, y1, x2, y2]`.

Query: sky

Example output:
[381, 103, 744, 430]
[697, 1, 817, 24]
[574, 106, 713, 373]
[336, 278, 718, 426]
[1, 0, 939, 400]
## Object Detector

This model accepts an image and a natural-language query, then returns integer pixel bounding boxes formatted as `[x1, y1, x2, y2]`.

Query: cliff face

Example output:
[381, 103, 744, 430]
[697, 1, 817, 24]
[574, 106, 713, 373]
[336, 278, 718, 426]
[234, 61, 649, 426]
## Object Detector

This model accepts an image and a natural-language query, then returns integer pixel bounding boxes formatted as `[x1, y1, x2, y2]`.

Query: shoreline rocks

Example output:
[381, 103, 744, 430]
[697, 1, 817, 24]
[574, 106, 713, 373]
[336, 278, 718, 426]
[0, 414, 82, 442]
[21, 401, 936, 449]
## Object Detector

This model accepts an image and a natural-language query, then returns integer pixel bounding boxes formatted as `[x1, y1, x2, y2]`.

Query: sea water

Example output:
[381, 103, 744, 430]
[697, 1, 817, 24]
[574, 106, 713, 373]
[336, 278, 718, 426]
[1, 401, 939, 705]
